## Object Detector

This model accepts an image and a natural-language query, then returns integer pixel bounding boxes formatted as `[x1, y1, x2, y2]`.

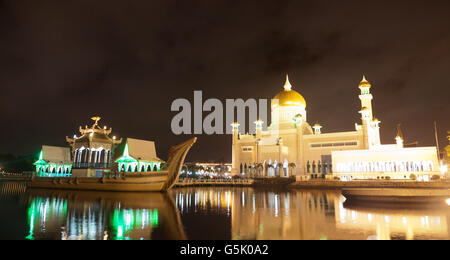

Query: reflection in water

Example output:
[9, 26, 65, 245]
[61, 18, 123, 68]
[339, 202, 449, 240]
[0, 182, 448, 240]
[24, 189, 185, 240]
[111, 208, 159, 240]
[0, 182, 27, 197]
[172, 187, 450, 240]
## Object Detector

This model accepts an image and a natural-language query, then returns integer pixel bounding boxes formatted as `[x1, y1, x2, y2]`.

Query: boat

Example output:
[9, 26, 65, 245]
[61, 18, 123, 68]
[342, 188, 450, 204]
[27, 137, 197, 192]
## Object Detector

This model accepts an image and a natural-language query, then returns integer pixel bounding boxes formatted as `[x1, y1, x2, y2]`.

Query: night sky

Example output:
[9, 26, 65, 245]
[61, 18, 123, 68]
[0, 0, 449, 162]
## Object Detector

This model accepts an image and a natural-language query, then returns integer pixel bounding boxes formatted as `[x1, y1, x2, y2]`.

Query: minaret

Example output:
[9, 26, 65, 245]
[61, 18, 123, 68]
[230, 122, 240, 176]
[372, 117, 381, 146]
[313, 123, 322, 135]
[254, 119, 263, 138]
[358, 76, 376, 149]
[294, 114, 304, 175]
[254, 119, 263, 165]
[359, 75, 373, 120]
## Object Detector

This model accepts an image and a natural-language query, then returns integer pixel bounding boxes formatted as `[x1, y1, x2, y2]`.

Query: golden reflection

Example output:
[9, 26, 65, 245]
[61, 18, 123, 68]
[173, 188, 450, 240]
[339, 201, 449, 240]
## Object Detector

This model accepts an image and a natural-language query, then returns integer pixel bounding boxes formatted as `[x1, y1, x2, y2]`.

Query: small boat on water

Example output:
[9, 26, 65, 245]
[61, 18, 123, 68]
[342, 188, 450, 204]
[27, 137, 197, 192]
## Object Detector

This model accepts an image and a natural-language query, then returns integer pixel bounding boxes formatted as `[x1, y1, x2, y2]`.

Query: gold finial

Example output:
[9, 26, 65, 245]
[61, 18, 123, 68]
[284, 74, 292, 91]
[91, 116, 101, 126]
[359, 75, 371, 88]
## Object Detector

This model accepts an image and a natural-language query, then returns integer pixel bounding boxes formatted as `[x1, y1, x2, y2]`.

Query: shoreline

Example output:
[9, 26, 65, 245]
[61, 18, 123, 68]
[2, 177, 450, 191]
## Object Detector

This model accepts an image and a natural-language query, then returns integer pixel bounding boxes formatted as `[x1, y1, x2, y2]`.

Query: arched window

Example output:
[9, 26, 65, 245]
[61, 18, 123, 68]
[80, 149, 85, 163]
[283, 159, 288, 177]
[153, 165, 158, 171]
[318, 161, 322, 173]
[85, 149, 90, 163]
[307, 161, 311, 173]
[312, 161, 316, 173]
[106, 150, 111, 164]
[90, 149, 96, 164]
[74, 149, 79, 163]
[263, 160, 267, 177]
[99, 149, 106, 164]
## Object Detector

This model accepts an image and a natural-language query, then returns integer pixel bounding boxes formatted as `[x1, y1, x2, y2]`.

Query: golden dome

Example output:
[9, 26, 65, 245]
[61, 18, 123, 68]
[273, 75, 306, 108]
[358, 75, 371, 88]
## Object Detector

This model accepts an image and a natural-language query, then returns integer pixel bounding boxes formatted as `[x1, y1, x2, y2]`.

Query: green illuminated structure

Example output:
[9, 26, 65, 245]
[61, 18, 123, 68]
[115, 138, 163, 173]
[33, 147, 72, 177]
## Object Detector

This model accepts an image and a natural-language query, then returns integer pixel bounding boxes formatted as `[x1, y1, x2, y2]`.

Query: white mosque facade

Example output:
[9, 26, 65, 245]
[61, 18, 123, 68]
[231, 75, 441, 181]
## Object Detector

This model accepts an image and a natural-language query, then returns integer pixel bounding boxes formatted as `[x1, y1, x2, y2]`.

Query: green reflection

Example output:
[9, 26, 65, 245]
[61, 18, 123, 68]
[111, 208, 159, 240]
[26, 197, 67, 240]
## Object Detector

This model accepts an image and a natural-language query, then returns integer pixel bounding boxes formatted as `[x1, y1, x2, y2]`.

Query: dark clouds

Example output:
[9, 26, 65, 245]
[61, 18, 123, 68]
[0, 0, 449, 161]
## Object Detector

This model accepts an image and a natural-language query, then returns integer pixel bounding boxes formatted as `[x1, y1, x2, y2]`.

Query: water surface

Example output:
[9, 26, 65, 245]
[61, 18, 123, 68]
[0, 181, 448, 240]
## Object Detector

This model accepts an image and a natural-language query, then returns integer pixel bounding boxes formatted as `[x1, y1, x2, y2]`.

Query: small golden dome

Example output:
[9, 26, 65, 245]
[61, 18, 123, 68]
[359, 75, 371, 88]
[273, 75, 306, 108]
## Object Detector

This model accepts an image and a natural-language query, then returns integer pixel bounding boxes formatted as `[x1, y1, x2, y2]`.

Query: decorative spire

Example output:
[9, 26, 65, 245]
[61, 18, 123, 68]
[359, 75, 371, 88]
[284, 74, 292, 91]
[396, 123, 404, 140]
[33, 150, 47, 166]
[123, 143, 130, 157]
[114, 142, 137, 163]
[91, 116, 101, 127]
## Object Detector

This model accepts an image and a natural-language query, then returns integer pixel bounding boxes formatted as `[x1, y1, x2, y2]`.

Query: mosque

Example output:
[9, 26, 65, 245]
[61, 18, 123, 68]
[231, 75, 442, 181]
